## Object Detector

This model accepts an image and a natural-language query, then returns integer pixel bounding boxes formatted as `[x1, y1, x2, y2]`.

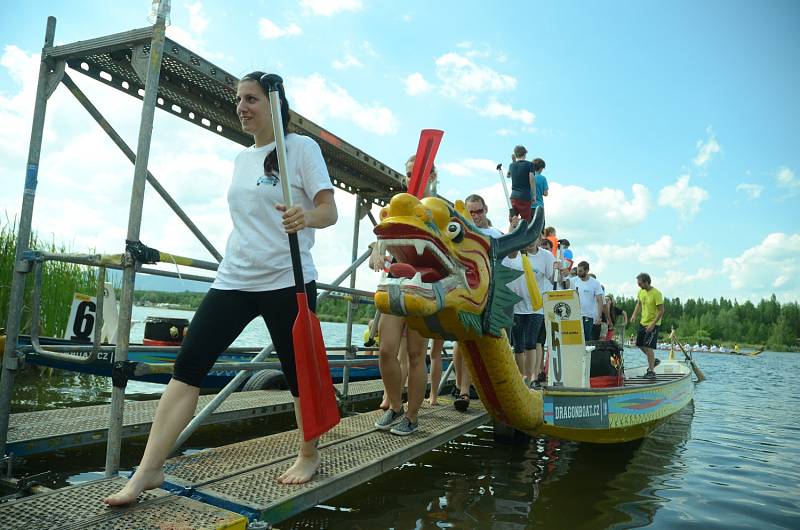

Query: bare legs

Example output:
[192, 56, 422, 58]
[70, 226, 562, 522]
[276, 397, 320, 484]
[103, 379, 199, 505]
[379, 334, 408, 410]
[428, 339, 443, 405]
[641, 346, 656, 370]
[104, 378, 321, 505]
[453, 342, 472, 397]
[377, 314, 426, 423]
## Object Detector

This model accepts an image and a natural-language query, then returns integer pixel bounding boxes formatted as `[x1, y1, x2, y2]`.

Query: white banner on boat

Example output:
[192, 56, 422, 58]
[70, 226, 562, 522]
[63, 283, 119, 343]
[544, 289, 589, 388]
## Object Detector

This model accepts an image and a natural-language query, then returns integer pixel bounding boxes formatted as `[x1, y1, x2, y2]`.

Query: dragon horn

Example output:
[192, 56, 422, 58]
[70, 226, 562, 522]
[492, 206, 546, 260]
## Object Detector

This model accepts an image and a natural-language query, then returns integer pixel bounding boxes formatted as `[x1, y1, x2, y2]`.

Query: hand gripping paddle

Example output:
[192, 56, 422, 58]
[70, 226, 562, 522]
[262, 73, 339, 440]
[407, 129, 444, 199]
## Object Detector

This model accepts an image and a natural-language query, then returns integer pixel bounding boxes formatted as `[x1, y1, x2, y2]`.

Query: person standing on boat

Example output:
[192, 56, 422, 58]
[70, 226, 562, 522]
[104, 73, 338, 506]
[630, 272, 665, 380]
[508, 145, 536, 222]
[568, 261, 604, 342]
[370, 156, 438, 436]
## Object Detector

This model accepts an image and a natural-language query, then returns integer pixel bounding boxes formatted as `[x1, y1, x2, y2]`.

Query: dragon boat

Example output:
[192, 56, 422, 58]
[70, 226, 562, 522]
[373, 193, 697, 444]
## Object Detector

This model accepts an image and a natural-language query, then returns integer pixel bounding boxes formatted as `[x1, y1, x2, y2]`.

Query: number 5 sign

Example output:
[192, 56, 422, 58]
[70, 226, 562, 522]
[63, 283, 119, 343]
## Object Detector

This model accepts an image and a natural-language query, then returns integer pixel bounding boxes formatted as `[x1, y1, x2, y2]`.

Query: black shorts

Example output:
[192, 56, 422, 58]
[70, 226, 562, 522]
[635, 324, 660, 349]
[173, 282, 317, 397]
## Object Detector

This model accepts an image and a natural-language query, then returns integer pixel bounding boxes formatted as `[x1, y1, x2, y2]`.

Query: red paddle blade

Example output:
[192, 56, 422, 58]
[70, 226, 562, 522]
[407, 129, 444, 198]
[294, 293, 340, 441]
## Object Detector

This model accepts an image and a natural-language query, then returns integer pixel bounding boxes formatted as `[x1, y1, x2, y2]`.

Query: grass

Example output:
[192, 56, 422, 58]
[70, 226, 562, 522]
[1, 214, 97, 338]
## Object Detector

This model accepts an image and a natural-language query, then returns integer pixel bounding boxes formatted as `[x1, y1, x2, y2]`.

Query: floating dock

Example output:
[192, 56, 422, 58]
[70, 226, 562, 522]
[0, 398, 487, 528]
[7, 380, 388, 457]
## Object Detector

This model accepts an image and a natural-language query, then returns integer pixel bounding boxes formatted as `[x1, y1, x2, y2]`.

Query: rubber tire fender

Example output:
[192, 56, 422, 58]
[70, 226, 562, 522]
[242, 369, 289, 391]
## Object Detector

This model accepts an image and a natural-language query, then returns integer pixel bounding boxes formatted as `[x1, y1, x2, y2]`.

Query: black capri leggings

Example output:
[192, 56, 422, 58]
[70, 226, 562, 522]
[173, 281, 317, 397]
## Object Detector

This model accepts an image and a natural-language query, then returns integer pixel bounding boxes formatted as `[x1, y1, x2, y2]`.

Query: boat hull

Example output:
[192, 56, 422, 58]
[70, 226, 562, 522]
[534, 361, 695, 443]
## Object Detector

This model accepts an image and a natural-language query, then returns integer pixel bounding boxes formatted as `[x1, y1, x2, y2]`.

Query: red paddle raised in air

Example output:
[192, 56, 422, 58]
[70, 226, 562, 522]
[263, 73, 339, 441]
[407, 129, 444, 199]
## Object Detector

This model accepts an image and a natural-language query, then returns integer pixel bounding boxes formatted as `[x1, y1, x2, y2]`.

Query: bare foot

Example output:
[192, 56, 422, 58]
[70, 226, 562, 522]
[428, 396, 439, 406]
[277, 452, 320, 485]
[102, 468, 164, 506]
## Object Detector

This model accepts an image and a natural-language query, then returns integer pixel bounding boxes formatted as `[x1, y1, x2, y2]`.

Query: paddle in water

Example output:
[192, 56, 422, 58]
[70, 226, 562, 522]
[407, 129, 444, 199]
[263, 74, 339, 440]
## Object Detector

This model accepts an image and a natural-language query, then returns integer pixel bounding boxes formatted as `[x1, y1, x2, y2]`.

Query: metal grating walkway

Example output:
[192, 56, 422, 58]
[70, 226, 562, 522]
[0, 477, 246, 530]
[7, 380, 386, 457]
[166, 398, 489, 524]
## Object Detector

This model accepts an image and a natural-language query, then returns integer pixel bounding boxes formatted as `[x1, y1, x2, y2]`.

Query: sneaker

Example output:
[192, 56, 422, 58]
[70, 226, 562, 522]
[375, 407, 404, 430]
[644, 369, 656, 380]
[390, 416, 419, 436]
[654, 358, 661, 367]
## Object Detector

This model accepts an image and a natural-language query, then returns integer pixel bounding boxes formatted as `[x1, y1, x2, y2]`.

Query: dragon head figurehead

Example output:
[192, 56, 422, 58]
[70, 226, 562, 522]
[373, 193, 544, 341]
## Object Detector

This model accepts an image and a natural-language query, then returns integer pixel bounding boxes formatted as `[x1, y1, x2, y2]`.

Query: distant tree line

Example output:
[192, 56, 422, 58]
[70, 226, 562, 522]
[615, 294, 799, 351]
[125, 289, 799, 350]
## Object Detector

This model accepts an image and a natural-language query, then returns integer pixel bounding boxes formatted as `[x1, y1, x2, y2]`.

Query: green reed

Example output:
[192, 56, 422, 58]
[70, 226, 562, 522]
[1, 214, 97, 338]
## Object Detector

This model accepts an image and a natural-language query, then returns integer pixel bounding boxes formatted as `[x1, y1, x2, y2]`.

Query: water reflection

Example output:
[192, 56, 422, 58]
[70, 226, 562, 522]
[286, 404, 694, 530]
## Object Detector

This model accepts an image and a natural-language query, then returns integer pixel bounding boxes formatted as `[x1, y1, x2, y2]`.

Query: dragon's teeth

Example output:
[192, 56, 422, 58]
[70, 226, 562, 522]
[414, 240, 426, 256]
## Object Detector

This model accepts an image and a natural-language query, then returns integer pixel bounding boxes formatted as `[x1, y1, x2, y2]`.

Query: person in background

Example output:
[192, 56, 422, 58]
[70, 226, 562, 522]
[568, 261, 604, 342]
[104, 72, 339, 505]
[370, 155, 438, 436]
[544, 227, 559, 258]
[452, 194, 505, 411]
[531, 158, 549, 219]
[603, 294, 628, 341]
[508, 145, 536, 221]
[629, 272, 665, 380]
[558, 239, 574, 271]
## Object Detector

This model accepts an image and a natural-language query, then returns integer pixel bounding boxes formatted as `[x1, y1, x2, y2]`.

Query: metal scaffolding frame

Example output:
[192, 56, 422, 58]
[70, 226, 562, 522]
[0, 12, 407, 477]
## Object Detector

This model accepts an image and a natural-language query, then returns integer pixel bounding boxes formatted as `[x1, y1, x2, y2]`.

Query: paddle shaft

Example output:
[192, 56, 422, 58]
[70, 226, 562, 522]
[671, 331, 706, 381]
[496, 164, 512, 209]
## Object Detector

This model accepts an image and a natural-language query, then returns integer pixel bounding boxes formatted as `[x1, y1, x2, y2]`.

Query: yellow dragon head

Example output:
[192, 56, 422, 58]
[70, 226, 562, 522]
[373, 193, 544, 341]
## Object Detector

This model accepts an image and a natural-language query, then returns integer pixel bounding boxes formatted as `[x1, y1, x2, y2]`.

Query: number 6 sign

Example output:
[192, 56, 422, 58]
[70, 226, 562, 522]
[63, 283, 119, 343]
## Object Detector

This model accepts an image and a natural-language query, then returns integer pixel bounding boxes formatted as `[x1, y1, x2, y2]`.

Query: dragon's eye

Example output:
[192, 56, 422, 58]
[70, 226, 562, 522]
[446, 221, 464, 242]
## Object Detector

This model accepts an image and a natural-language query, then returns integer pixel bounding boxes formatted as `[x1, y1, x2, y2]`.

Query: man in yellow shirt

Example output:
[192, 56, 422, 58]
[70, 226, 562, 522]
[629, 273, 665, 380]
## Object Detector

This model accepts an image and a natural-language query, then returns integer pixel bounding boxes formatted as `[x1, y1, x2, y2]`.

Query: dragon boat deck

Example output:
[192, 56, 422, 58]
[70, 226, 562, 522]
[0, 399, 488, 529]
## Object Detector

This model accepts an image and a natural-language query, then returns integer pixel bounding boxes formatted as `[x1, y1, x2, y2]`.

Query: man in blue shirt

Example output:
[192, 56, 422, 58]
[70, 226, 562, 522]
[531, 158, 549, 212]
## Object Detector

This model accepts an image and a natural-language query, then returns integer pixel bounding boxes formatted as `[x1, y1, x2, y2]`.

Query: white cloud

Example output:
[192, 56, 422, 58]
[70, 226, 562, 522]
[290, 74, 398, 136]
[693, 126, 721, 167]
[438, 158, 497, 177]
[300, 0, 363, 16]
[736, 182, 764, 199]
[186, 2, 209, 34]
[496, 128, 514, 137]
[658, 175, 709, 221]
[586, 235, 700, 275]
[332, 54, 363, 70]
[546, 182, 653, 242]
[722, 233, 800, 299]
[659, 267, 715, 292]
[435, 52, 516, 101]
[258, 18, 302, 40]
[403, 72, 431, 95]
[478, 98, 535, 125]
[776, 166, 799, 193]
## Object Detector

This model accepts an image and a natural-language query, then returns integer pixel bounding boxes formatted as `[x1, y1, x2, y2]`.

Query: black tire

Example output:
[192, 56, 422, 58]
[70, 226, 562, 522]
[242, 369, 288, 391]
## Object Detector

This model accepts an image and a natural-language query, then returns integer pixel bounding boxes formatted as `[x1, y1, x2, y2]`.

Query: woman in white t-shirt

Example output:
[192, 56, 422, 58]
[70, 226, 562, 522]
[105, 72, 338, 506]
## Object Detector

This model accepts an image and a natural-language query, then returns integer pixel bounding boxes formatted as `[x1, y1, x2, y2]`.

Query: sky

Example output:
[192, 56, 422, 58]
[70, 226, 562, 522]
[1, 0, 798, 304]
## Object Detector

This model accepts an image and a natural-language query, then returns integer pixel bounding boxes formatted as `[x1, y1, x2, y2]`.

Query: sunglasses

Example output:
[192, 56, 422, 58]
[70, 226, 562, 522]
[468, 208, 485, 215]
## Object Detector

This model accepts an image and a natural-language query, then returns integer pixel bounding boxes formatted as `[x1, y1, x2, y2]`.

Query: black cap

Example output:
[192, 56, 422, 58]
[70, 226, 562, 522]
[558, 238, 570, 247]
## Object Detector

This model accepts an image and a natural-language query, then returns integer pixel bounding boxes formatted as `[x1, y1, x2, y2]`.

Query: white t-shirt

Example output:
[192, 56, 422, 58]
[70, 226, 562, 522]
[568, 276, 604, 319]
[528, 248, 556, 314]
[479, 226, 504, 238]
[502, 254, 533, 315]
[501, 249, 555, 315]
[213, 134, 334, 291]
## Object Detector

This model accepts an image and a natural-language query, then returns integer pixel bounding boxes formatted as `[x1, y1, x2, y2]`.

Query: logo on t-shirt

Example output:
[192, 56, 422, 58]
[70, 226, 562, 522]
[256, 173, 279, 187]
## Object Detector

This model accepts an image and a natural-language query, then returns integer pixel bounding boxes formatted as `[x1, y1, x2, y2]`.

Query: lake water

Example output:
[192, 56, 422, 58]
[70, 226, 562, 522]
[7, 313, 800, 529]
